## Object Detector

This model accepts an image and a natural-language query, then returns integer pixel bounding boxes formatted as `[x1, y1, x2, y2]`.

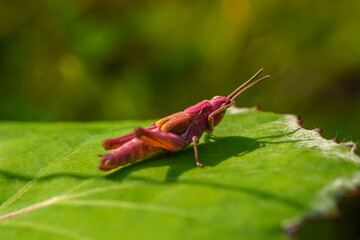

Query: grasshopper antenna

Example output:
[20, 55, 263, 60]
[228, 69, 270, 102]
[230, 75, 270, 102]
[228, 68, 264, 100]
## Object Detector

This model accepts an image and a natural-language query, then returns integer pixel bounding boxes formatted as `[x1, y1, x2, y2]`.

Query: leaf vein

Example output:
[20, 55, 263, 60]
[58, 199, 197, 220]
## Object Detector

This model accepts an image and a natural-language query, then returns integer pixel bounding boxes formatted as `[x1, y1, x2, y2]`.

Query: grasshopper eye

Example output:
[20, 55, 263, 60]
[212, 96, 221, 99]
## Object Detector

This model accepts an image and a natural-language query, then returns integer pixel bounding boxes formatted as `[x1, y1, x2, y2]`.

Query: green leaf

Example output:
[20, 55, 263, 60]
[1, 109, 359, 240]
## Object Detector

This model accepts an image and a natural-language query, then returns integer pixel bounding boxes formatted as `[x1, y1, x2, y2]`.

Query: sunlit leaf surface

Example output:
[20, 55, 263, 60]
[1, 109, 359, 239]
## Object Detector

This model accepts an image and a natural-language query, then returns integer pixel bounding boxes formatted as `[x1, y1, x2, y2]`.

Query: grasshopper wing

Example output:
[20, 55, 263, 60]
[155, 112, 193, 135]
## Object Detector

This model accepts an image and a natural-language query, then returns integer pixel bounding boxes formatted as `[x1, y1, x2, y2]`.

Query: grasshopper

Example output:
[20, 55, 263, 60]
[99, 69, 269, 171]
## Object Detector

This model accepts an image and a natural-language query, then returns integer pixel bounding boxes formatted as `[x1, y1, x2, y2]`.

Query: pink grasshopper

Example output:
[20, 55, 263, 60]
[99, 69, 269, 171]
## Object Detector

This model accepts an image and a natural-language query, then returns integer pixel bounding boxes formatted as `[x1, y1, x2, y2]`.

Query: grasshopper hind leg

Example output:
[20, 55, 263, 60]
[134, 126, 187, 151]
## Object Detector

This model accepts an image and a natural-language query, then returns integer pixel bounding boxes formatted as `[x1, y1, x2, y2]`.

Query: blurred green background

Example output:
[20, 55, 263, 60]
[0, 0, 359, 145]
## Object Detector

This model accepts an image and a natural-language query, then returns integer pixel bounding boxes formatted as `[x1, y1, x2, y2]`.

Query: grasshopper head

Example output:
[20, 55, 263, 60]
[209, 96, 232, 127]
[210, 96, 231, 109]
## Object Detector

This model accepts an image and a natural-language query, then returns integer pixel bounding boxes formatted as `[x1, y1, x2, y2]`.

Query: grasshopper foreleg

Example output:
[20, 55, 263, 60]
[207, 102, 235, 132]
[208, 105, 228, 132]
